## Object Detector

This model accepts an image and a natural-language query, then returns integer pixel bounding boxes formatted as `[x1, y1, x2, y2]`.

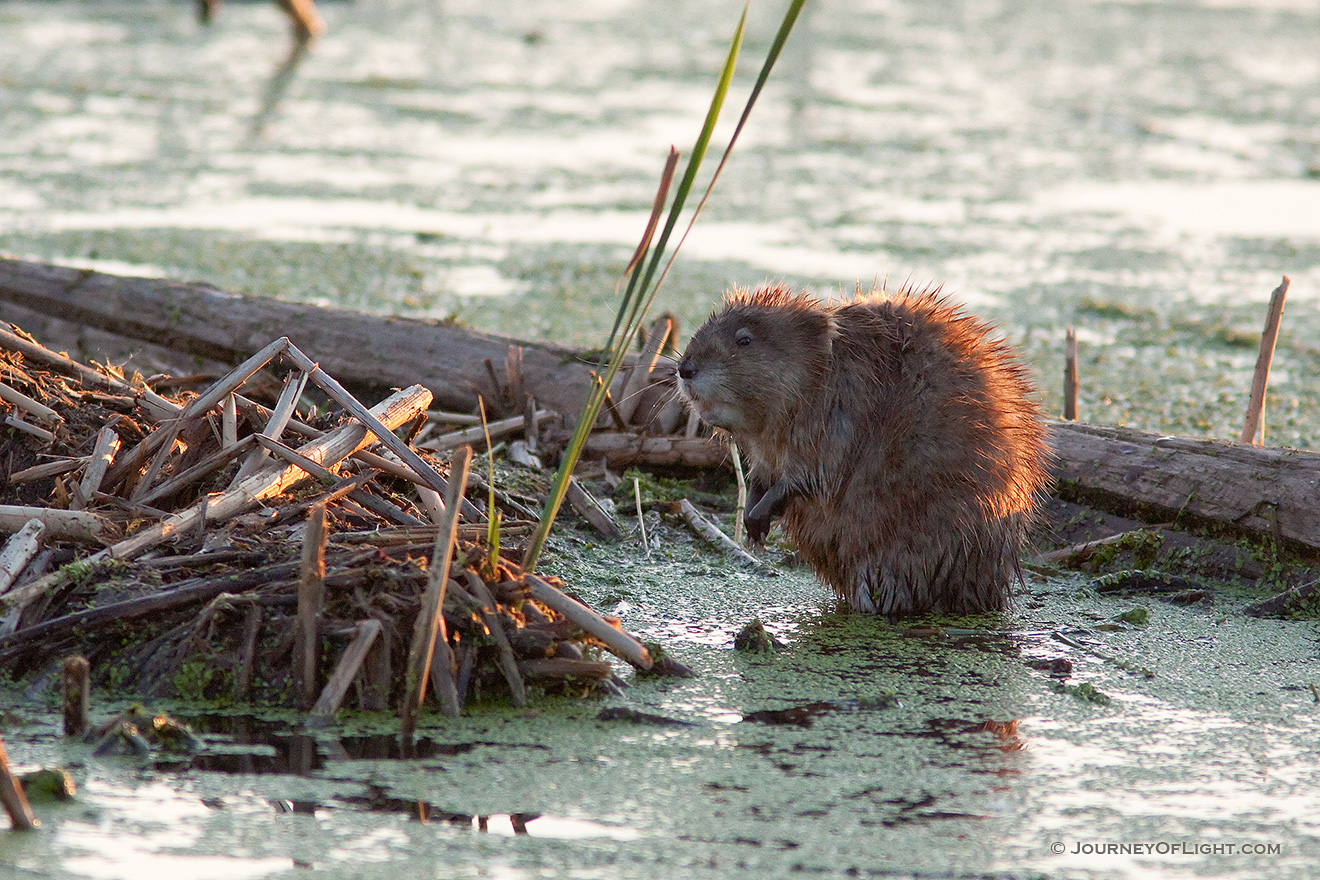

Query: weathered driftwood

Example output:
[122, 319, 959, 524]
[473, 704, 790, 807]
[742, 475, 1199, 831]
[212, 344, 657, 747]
[0, 256, 599, 417]
[1049, 421, 1320, 553]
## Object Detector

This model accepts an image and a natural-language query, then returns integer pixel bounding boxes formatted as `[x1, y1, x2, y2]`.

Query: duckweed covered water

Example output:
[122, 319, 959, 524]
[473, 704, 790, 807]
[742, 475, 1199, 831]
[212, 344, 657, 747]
[3, 0, 1320, 877]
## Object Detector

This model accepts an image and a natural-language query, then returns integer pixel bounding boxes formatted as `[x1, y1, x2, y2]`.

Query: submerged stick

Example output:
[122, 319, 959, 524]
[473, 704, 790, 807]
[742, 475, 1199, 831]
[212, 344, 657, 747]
[61, 655, 90, 737]
[308, 619, 381, 725]
[402, 446, 472, 735]
[1064, 327, 1078, 422]
[526, 574, 652, 671]
[1239, 276, 1290, 445]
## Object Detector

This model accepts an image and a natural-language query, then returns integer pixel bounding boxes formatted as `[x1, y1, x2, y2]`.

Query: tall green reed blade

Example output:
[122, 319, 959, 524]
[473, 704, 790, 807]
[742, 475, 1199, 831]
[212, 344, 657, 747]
[522, 1, 804, 572]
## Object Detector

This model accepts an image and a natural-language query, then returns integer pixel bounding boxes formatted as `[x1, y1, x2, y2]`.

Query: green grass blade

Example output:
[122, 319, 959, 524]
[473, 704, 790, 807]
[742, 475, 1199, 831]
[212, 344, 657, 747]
[521, 1, 808, 573]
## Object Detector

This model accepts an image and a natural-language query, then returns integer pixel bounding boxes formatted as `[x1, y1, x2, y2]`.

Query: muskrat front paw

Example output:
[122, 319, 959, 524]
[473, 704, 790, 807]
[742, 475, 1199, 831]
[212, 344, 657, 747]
[744, 478, 793, 544]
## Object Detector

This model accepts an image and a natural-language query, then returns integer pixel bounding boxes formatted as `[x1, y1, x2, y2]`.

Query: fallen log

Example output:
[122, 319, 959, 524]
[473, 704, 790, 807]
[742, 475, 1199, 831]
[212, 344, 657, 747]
[1049, 421, 1320, 554]
[6, 257, 1320, 555]
[0, 256, 600, 417]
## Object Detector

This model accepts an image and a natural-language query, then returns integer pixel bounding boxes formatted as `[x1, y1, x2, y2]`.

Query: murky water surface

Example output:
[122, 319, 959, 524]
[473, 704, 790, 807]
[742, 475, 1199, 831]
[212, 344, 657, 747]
[3, 0, 1320, 877]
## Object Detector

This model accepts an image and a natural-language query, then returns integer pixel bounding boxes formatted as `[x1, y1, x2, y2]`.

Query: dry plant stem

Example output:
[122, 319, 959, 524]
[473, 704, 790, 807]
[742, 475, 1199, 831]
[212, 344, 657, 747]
[255, 433, 336, 481]
[295, 503, 327, 711]
[402, 446, 472, 734]
[0, 519, 45, 594]
[0, 380, 61, 424]
[110, 336, 291, 493]
[519, 658, 614, 682]
[566, 477, 622, 538]
[222, 394, 238, 447]
[0, 737, 37, 831]
[677, 498, 773, 574]
[0, 324, 129, 394]
[281, 344, 461, 504]
[0, 506, 116, 545]
[4, 414, 53, 442]
[236, 369, 309, 482]
[97, 383, 432, 563]
[633, 477, 649, 557]
[0, 561, 302, 654]
[463, 570, 528, 707]
[1064, 327, 1078, 422]
[525, 574, 653, 671]
[1239, 276, 1290, 445]
[8, 458, 85, 485]
[421, 410, 553, 452]
[72, 428, 121, 511]
[308, 619, 382, 724]
[730, 442, 747, 545]
[61, 655, 90, 737]
[1031, 526, 1168, 567]
[583, 432, 728, 468]
[136, 434, 259, 507]
[614, 315, 674, 424]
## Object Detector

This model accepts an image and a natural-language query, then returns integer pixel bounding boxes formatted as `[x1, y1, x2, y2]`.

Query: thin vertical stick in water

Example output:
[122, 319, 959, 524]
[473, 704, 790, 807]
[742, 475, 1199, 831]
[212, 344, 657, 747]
[61, 655, 90, 738]
[402, 446, 472, 738]
[294, 502, 327, 711]
[1064, 328, 1078, 422]
[1239, 276, 1290, 445]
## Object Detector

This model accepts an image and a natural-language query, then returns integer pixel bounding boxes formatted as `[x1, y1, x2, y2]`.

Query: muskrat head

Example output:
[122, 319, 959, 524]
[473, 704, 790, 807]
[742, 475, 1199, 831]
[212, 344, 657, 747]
[677, 285, 834, 435]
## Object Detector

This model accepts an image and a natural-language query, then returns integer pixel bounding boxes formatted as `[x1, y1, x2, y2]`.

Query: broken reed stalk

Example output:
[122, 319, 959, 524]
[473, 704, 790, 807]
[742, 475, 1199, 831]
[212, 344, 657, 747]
[0, 519, 45, 595]
[525, 574, 652, 671]
[730, 442, 748, 545]
[0, 736, 37, 831]
[1239, 276, 1290, 445]
[0, 506, 114, 546]
[308, 619, 381, 725]
[98, 383, 432, 563]
[294, 502, 327, 711]
[72, 428, 121, 511]
[1064, 327, 1078, 422]
[463, 570, 527, 708]
[633, 477, 649, 557]
[402, 446, 473, 737]
[61, 655, 90, 737]
[676, 498, 775, 575]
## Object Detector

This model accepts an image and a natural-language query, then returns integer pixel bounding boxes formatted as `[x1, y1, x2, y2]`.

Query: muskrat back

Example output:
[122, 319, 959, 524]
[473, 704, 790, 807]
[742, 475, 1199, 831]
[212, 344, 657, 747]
[677, 283, 1051, 618]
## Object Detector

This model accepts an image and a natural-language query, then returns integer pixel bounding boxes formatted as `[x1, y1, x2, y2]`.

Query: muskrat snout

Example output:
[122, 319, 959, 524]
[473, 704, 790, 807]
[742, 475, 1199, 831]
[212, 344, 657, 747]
[676, 357, 697, 381]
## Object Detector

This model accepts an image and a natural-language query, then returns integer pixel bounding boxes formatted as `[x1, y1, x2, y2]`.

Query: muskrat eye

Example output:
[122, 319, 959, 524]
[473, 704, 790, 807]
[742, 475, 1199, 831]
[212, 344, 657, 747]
[735, 328, 753, 347]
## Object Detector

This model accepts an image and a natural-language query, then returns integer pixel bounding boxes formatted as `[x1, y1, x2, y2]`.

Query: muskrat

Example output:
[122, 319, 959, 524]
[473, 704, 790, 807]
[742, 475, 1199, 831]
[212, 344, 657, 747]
[676, 283, 1051, 619]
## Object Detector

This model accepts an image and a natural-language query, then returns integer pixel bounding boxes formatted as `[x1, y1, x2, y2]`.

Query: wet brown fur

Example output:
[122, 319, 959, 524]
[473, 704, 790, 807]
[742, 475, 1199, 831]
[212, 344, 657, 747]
[677, 283, 1052, 619]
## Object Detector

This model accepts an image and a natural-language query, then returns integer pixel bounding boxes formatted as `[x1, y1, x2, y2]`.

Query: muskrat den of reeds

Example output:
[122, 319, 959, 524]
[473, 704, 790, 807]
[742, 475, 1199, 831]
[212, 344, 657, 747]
[0, 324, 692, 723]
